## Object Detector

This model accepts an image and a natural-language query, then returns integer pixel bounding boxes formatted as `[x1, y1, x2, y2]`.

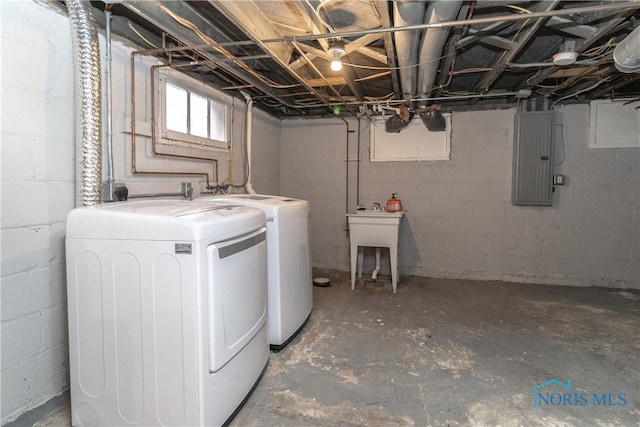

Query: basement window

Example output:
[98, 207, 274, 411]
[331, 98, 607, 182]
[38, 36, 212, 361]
[156, 70, 229, 157]
[370, 114, 452, 161]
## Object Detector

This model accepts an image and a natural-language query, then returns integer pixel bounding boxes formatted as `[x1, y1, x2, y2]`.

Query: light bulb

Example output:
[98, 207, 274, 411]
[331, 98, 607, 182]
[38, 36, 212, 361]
[330, 50, 342, 71]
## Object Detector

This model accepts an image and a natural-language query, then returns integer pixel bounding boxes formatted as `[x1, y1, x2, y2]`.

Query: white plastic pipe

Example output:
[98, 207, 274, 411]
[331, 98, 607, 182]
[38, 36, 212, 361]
[241, 92, 256, 194]
[371, 247, 381, 280]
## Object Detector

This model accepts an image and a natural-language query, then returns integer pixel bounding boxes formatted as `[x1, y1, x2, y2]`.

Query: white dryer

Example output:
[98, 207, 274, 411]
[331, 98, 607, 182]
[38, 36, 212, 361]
[65, 200, 269, 426]
[198, 194, 313, 350]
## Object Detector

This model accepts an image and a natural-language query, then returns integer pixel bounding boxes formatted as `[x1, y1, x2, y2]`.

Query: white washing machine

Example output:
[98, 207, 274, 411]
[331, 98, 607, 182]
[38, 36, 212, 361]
[65, 199, 269, 426]
[198, 194, 313, 350]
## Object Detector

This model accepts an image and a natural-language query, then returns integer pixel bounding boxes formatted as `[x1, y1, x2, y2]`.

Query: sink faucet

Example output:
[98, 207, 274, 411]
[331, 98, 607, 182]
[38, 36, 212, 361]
[372, 202, 382, 211]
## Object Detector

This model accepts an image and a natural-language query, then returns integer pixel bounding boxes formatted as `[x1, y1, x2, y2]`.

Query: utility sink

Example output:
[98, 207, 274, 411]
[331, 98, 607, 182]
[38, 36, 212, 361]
[354, 209, 404, 218]
[346, 211, 404, 293]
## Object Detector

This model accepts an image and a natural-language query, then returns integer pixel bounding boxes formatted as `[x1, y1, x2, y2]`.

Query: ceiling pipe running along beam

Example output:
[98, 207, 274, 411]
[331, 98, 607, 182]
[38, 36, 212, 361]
[297, 91, 526, 109]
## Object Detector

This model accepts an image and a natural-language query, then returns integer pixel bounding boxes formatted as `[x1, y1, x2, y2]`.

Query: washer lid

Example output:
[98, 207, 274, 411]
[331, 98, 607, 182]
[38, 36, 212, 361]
[66, 199, 265, 241]
[197, 194, 310, 216]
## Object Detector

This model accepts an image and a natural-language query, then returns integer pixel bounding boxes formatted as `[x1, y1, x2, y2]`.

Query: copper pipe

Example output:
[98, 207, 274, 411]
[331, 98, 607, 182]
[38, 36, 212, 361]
[130, 52, 218, 190]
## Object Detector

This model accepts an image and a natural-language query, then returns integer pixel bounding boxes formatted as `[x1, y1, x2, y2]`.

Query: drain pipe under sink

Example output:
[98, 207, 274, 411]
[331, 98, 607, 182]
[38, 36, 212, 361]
[240, 92, 256, 194]
[371, 247, 382, 280]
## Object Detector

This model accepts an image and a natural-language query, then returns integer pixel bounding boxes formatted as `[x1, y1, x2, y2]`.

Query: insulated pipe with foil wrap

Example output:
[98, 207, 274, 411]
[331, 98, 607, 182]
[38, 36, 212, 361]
[68, 0, 102, 206]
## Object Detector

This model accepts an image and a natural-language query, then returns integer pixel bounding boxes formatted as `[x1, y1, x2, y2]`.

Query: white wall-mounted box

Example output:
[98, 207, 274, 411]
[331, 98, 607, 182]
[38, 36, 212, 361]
[589, 100, 640, 149]
[370, 114, 451, 161]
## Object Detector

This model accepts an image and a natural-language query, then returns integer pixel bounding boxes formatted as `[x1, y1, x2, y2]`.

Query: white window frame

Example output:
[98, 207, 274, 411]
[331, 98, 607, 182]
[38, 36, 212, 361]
[156, 69, 230, 157]
[370, 114, 452, 161]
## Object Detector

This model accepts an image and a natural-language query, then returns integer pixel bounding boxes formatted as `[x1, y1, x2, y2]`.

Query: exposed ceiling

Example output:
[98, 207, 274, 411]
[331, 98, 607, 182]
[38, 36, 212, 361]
[71, 1, 640, 118]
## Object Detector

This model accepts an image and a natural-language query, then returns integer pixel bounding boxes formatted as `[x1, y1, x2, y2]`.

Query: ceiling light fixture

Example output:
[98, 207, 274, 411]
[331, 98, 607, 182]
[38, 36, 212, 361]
[328, 39, 346, 72]
[553, 40, 578, 66]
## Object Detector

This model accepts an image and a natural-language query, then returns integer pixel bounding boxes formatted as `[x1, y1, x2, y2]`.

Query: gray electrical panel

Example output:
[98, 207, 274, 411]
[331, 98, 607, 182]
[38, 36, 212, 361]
[511, 111, 554, 206]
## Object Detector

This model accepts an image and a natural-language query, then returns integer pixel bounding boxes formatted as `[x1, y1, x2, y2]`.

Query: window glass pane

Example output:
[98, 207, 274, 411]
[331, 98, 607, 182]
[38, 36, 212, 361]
[210, 100, 226, 142]
[166, 82, 187, 133]
[189, 92, 208, 138]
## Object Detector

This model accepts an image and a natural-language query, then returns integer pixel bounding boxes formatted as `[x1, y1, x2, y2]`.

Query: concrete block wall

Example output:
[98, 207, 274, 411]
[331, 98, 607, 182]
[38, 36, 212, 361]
[281, 106, 639, 289]
[0, 1, 280, 423]
[1, 2, 73, 423]
[246, 109, 281, 195]
[280, 119, 353, 268]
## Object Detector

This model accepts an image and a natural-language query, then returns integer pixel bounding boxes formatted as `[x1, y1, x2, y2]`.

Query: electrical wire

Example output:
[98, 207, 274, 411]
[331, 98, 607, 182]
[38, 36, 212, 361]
[355, 71, 391, 82]
[508, 60, 598, 68]
[502, 4, 533, 14]
[552, 77, 613, 108]
[306, 0, 335, 33]
[343, 52, 454, 71]
[476, 6, 533, 88]
[451, 67, 493, 75]
[127, 22, 158, 48]
[364, 92, 395, 101]
[582, 38, 616, 57]
[160, 4, 302, 90]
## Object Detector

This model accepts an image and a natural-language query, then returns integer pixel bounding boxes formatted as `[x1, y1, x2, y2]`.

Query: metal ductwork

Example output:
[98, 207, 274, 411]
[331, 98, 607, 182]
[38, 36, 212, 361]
[394, 0, 462, 103]
[393, 0, 427, 100]
[419, 109, 446, 132]
[614, 24, 640, 73]
[417, 0, 462, 97]
[68, 0, 102, 206]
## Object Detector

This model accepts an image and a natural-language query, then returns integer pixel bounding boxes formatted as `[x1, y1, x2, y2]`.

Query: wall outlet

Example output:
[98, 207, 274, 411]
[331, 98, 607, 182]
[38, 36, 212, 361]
[553, 174, 566, 185]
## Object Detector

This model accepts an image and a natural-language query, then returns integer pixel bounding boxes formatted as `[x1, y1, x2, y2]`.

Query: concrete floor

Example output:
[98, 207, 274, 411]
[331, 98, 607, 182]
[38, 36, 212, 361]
[15, 269, 640, 426]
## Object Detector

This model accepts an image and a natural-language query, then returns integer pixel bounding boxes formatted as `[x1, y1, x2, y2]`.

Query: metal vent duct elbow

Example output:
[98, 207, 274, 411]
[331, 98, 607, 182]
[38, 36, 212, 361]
[68, 0, 102, 206]
[614, 25, 640, 73]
